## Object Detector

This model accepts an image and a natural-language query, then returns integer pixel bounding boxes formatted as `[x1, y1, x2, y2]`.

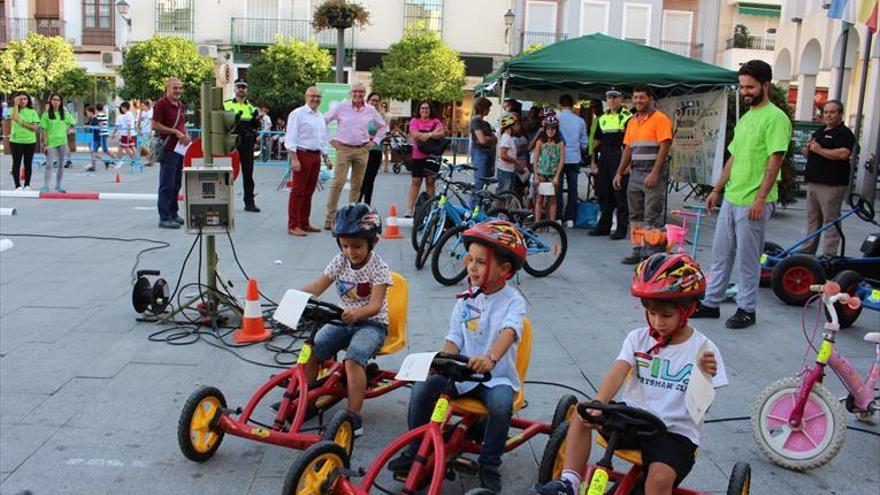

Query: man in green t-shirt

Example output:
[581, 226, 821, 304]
[692, 60, 792, 329]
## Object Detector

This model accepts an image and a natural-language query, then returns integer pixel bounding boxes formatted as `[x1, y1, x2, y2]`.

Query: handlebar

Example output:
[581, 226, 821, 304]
[431, 352, 492, 383]
[302, 299, 345, 328]
[811, 282, 861, 310]
[576, 401, 667, 438]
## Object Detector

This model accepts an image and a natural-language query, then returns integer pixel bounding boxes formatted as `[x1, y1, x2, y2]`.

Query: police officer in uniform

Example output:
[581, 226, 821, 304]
[590, 88, 632, 239]
[224, 78, 261, 212]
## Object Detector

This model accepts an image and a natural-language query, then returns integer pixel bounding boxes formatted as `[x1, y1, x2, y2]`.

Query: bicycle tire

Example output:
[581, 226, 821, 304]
[493, 190, 523, 211]
[431, 223, 470, 286]
[415, 214, 443, 270]
[523, 220, 567, 277]
[412, 194, 442, 251]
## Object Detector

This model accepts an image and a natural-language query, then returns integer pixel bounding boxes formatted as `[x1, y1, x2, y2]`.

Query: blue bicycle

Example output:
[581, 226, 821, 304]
[430, 208, 568, 285]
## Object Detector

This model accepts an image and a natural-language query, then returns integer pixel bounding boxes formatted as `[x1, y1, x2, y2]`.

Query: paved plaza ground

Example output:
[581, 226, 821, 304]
[0, 157, 878, 494]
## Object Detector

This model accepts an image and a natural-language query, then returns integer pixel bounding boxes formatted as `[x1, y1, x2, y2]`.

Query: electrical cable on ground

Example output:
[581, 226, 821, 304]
[0, 232, 171, 283]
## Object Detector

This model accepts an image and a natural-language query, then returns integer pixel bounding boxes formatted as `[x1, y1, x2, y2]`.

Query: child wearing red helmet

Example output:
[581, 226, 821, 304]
[389, 220, 528, 493]
[538, 253, 728, 495]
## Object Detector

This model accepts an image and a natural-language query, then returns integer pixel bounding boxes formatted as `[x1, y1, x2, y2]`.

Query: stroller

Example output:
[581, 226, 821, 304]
[389, 133, 412, 174]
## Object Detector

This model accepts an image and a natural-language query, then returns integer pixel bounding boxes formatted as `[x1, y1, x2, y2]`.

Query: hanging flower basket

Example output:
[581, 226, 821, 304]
[312, 0, 370, 31]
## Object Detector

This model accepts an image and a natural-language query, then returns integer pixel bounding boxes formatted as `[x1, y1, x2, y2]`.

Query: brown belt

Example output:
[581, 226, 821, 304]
[297, 148, 321, 154]
[337, 141, 369, 148]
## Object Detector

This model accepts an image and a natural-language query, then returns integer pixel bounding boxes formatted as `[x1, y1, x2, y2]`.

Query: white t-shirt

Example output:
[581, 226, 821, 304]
[322, 252, 393, 325]
[261, 114, 272, 132]
[615, 327, 728, 446]
[116, 112, 135, 136]
[140, 108, 153, 135]
[495, 132, 518, 173]
[445, 284, 526, 395]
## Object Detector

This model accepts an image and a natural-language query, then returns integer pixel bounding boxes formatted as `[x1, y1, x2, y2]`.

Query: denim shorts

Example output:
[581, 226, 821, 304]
[495, 169, 516, 193]
[91, 135, 108, 153]
[312, 321, 388, 367]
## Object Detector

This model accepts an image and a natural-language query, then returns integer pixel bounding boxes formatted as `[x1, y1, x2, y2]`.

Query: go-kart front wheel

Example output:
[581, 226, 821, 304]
[726, 461, 751, 495]
[551, 394, 578, 432]
[178, 386, 226, 462]
[538, 422, 569, 485]
[282, 441, 350, 495]
[322, 410, 357, 457]
[771, 255, 826, 306]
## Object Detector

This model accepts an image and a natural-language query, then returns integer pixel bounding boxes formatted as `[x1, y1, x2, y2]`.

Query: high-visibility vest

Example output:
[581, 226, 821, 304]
[223, 98, 259, 134]
[597, 109, 632, 150]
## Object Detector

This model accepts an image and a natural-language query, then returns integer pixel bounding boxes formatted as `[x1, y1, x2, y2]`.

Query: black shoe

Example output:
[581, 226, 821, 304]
[479, 465, 502, 493]
[172, 216, 185, 225]
[536, 478, 576, 495]
[387, 450, 414, 473]
[691, 302, 720, 319]
[610, 229, 627, 240]
[244, 204, 261, 212]
[588, 228, 610, 237]
[621, 247, 643, 265]
[726, 308, 756, 329]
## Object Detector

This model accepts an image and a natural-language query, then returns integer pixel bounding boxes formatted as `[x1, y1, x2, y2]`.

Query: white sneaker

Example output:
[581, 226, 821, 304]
[114, 161, 124, 170]
[23, 185, 32, 191]
[565, 220, 574, 228]
[14, 186, 22, 191]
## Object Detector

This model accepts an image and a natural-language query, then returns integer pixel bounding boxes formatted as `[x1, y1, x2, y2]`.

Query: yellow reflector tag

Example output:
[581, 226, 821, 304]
[431, 397, 449, 424]
[817, 340, 833, 364]
[585, 469, 609, 495]
[870, 289, 880, 302]
[297, 344, 312, 365]
[760, 254, 768, 264]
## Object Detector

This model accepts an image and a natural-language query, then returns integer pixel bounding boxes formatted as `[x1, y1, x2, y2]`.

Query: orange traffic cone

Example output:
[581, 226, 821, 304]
[233, 279, 271, 344]
[383, 204, 404, 240]
[115, 172, 121, 184]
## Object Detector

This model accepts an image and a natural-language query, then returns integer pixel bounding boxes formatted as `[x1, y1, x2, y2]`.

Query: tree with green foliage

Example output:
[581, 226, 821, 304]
[371, 29, 466, 103]
[520, 43, 545, 56]
[726, 83, 798, 206]
[0, 33, 88, 100]
[246, 39, 333, 110]
[118, 36, 214, 107]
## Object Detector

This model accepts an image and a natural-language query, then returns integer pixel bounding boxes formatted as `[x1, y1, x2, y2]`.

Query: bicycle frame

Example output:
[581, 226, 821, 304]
[790, 293, 880, 425]
[215, 340, 408, 450]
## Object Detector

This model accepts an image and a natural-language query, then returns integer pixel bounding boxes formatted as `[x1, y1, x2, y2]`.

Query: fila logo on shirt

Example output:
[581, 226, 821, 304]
[634, 352, 692, 392]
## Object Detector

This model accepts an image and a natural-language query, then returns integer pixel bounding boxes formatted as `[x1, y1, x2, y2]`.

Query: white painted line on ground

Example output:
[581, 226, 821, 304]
[99, 193, 158, 200]
[0, 239, 13, 252]
[132, 206, 154, 210]
[0, 207, 16, 215]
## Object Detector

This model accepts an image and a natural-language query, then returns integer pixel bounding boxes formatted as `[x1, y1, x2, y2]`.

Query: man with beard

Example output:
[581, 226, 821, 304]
[692, 60, 792, 329]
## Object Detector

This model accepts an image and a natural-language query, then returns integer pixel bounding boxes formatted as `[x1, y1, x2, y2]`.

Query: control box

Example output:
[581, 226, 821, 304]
[183, 160, 235, 234]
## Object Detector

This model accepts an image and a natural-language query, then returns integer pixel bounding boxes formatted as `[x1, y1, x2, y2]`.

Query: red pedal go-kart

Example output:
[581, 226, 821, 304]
[538, 402, 751, 495]
[177, 273, 410, 462]
[281, 320, 568, 495]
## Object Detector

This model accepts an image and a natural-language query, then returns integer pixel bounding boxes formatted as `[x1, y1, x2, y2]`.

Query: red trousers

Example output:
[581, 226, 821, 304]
[288, 150, 321, 230]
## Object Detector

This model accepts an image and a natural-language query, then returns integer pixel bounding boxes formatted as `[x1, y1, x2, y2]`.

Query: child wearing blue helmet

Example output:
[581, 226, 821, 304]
[298, 202, 392, 436]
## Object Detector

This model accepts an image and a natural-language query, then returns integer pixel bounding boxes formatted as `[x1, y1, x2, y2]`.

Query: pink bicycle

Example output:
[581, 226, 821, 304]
[751, 281, 879, 471]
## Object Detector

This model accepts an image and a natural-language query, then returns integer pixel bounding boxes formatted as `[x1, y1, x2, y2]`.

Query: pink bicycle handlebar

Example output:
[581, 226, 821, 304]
[813, 282, 862, 310]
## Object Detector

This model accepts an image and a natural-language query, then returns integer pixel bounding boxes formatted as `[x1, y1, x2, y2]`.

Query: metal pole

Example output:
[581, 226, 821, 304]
[834, 26, 850, 101]
[335, 28, 345, 83]
[848, 29, 873, 198]
[200, 82, 213, 164]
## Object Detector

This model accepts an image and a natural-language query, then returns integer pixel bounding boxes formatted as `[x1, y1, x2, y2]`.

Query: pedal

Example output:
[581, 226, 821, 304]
[449, 456, 479, 476]
[338, 467, 366, 478]
[221, 407, 242, 415]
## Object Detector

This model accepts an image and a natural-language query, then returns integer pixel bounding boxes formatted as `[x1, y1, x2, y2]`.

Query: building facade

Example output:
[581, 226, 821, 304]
[714, 0, 781, 70]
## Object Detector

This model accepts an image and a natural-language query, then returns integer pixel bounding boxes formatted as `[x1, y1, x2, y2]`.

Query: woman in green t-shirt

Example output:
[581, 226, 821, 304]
[9, 93, 40, 190]
[39, 93, 76, 193]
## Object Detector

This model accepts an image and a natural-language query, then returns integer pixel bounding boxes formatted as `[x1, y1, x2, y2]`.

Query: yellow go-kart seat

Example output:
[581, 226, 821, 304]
[451, 318, 533, 416]
[377, 272, 408, 356]
[596, 435, 643, 466]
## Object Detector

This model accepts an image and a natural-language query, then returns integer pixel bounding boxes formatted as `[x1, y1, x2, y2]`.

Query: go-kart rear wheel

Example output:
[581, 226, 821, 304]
[322, 410, 357, 457]
[771, 255, 827, 306]
[551, 395, 578, 432]
[828, 270, 863, 328]
[178, 386, 226, 462]
[282, 441, 350, 495]
[538, 422, 569, 485]
[726, 462, 751, 495]
[760, 242, 785, 287]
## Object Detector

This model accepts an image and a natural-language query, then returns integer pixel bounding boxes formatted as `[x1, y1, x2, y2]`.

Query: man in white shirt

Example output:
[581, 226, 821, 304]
[284, 86, 332, 237]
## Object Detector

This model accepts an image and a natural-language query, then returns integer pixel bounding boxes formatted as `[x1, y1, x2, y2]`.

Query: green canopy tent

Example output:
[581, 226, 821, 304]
[477, 33, 738, 101]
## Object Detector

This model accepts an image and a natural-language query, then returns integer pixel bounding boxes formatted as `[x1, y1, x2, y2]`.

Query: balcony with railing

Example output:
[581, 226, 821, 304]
[519, 31, 567, 52]
[82, 28, 116, 46]
[660, 40, 704, 60]
[0, 17, 66, 43]
[725, 35, 775, 51]
[231, 18, 354, 48]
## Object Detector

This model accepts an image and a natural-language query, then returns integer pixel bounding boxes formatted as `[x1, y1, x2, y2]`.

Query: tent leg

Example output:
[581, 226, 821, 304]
[851, 30, 874, 202]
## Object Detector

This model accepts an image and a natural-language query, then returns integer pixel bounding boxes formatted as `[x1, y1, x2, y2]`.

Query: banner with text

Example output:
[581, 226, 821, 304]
[656, 89, 728, 186]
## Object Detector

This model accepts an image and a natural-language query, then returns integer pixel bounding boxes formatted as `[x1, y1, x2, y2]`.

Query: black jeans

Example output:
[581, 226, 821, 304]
[237, 135, 256, 206]
[10, 142, 35, 188]
[555, 163, 581, 222]
[359, 149, 383, 205]
[157, 151, 183, 222]
[596, 148, 628, 232]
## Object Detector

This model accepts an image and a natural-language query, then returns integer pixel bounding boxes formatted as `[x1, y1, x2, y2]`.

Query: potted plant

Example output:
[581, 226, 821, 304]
[733, 24, 752, 49]
[312, 0, 370, 81]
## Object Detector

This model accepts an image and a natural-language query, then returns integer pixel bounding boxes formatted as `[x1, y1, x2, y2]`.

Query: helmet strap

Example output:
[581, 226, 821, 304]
[454, 252, 511, 300]
[644, 300, 697, 355]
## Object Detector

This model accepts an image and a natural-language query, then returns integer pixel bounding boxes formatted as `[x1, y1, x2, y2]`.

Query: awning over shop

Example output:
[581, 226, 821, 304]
[738, 4, 782, 18]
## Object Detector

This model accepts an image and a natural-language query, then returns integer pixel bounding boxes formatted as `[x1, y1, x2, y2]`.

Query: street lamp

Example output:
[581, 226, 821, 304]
[503, 9, 515, 36]
[116, 0, 131, 27]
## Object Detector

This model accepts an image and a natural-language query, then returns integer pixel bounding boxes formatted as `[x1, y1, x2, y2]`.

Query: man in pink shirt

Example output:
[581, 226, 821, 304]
[323, 82, 387, 229]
